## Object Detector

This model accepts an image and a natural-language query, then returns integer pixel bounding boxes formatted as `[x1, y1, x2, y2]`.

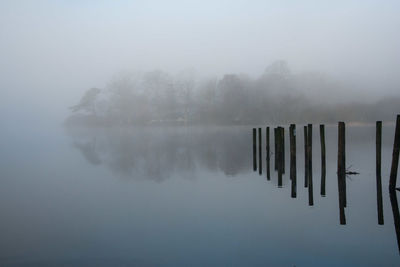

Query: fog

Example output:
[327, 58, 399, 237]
[3, 2, 400, 264]
[1, 0, 400, 127]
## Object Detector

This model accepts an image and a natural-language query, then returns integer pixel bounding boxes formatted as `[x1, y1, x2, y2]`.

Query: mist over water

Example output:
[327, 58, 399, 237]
[1, 0, 400, 128]
[1, 1, 400, 266]
[1, 124, 400, 266]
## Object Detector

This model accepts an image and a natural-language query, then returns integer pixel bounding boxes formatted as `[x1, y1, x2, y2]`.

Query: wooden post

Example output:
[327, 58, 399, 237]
[274, 128, 278, 171]
[259, 128, 262, 175]
[343, 122, 346, 207]
[337, 122, 347, 207]
[320, 125, 326, 196]
[338, 122, 346, 190]
[277, 127, 283, 187]
[290, 124, 297, 198]
[308, 124, 313, 206]
[376, 121, 384, 224]
[390, 115, 400, 190]
[338, 122, 346, 224]
[282, 127, 285, 174]
[266, 127, 270, 180]
[253, 128, 257, 171]
[304, 126, 308, 188]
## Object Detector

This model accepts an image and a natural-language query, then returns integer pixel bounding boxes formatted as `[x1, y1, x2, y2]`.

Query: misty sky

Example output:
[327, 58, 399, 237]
[0, 0, 399, 126]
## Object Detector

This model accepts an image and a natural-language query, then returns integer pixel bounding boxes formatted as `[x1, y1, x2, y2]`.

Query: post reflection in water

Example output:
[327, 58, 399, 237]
[390, 189, 400, 254]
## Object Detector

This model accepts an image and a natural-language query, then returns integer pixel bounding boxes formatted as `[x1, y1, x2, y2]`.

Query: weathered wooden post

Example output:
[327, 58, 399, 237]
[337, 122, 347, 207]
[390, 188, 400, 253]
[290, 124, 297, 198]
[282, 127, 285, 174]
[338, 122, 345, 186]
[343, 122, 347, 207]
[338, 122, 346, 224]
[259, 128, 262, 175]
[253, 128, 257, 171]
[390, 115, 400, 190]
[274, 127, 278, 171]
[304, 126, 308, 188]
[266, 127, 270, 180]
[277, 127, 283, 187]
[320, 124, 326, 196]
[376, 121, 384, 224]
[308, 124, 314, 206]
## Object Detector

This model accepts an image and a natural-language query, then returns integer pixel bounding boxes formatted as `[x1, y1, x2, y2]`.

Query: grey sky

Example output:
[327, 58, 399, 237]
[0, 0, 399, 124]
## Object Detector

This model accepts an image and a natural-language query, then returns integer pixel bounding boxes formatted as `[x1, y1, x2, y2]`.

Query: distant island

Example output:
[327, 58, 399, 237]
[66, 61, 400, 127]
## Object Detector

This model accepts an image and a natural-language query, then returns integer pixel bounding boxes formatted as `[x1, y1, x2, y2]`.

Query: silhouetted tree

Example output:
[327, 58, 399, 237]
[70, 87, 101, 115]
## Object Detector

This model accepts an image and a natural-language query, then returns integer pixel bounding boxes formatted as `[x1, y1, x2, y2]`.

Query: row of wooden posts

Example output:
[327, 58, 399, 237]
[252, 123, 326, 206]
[252, 115, 400, 226]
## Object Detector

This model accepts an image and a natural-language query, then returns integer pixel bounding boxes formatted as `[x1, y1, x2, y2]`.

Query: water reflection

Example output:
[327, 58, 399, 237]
[67, 127, 252, 181]
[73, 138, 102, 165]
[390, 189, 400, 253]
[67, 124, 400, 256]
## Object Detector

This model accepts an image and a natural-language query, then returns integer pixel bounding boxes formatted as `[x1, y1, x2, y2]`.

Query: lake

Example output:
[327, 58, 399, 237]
[0, 124, 399, 266]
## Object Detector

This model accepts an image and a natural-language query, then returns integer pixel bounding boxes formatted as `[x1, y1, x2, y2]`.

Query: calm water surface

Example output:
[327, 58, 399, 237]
[0, 124, 399, 266]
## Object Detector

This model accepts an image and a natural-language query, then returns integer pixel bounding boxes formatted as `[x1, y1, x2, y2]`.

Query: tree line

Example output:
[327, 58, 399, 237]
[66, 61, 400, 126]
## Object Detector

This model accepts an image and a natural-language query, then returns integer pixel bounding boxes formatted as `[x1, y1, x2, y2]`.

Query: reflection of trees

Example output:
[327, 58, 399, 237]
[67, 127, 251, 182]
[73, 138, 101, 165]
